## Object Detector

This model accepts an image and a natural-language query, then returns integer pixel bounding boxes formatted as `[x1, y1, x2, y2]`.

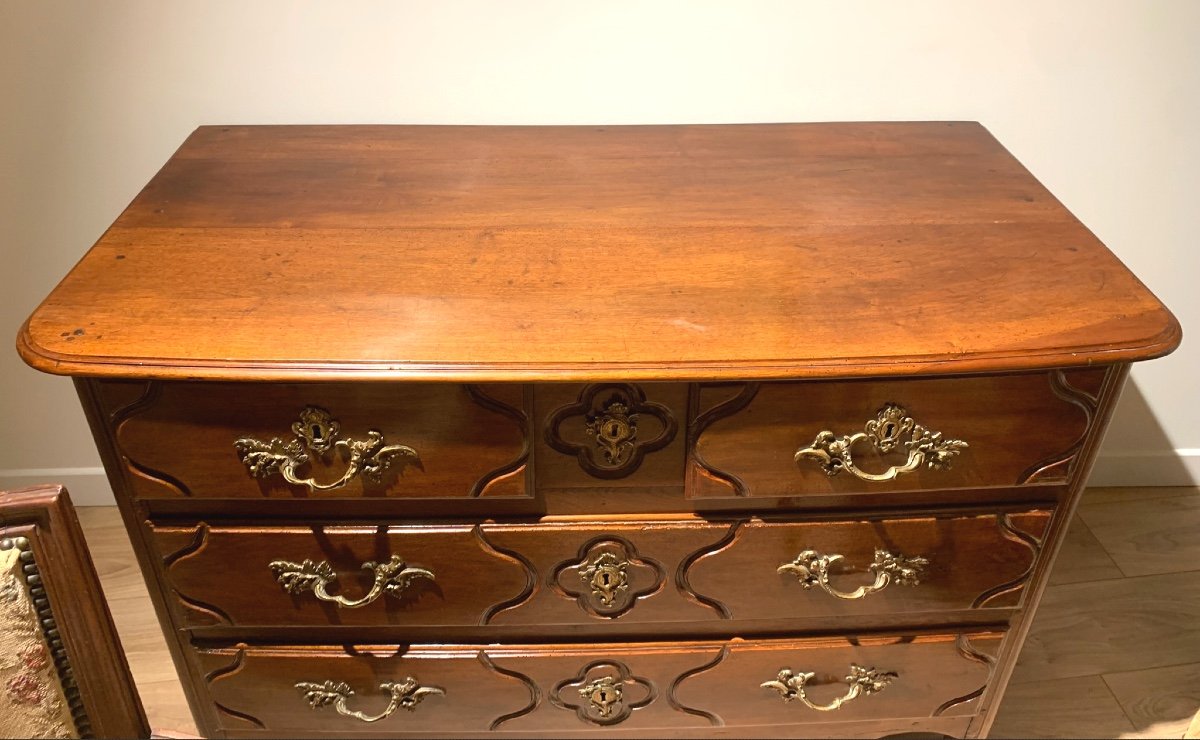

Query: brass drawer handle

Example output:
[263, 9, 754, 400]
[762, 664, 895, 711]
[794, 404, 967, 482]
[235, 406, 421, 492]
[296, 678, 444, 723]
[270, 554, 434, 608]
[778, 549, 928, 600]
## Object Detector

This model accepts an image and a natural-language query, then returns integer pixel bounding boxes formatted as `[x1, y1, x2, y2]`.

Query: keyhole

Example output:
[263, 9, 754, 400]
[598, 688, 612, 703]
[607, 422, 620, 437]
[600, 572, 612, 586]
[883, 422, 895, 437]
[311, 424, 323, 441]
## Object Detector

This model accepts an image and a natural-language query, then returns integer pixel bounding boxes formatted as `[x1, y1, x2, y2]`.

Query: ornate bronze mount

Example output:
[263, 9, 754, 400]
[761, 664, 895, 711]
[296, 677, 443, 723]
[551, 661, 655, 725]
[579, 676, 623, 719]
[795, 404, 967, 483]
[545, 384, 677, 479]
[580, 552, 628, 608]
[778, 549, 928, 600]
[235, 406, 422, 492]
[270, 554, 434, 608]
[555, 538, 664, 618]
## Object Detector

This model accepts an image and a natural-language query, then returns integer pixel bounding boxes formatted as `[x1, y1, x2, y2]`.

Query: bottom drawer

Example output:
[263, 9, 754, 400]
[197, 632, 1000, 737]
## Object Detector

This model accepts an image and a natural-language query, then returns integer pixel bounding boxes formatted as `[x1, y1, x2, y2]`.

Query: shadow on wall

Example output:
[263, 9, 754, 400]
[1092, 378, 1197, 487]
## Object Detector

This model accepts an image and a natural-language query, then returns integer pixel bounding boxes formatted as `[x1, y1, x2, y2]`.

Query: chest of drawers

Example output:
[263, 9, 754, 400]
[18, 122, 1179, 738]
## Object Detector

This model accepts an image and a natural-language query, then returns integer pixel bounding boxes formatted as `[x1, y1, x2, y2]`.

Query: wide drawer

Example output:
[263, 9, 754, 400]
[154, 511, 1048, 630]
[96, 381, 530, 500]
[196, 633, 998, 736]
[689, 369, 1107, 498]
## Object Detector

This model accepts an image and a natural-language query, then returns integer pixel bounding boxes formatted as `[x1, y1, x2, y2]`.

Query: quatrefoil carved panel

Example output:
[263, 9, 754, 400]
[544, 384, 677, 479]
[555, 538, 664, 618]
[550, 660, 656, 726]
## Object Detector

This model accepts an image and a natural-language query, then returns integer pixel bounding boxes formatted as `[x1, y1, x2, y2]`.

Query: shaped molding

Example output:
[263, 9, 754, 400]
[1018, 370, 1100, 484]
[554, 537, 665, 619]
[204, 648, 266, 730]
[110, 381, 192, 497]
[931, 635, 997, 717]
[687, 383, 760, 496]
[545, 384, 677, 479]
[971, 513, 1045, 610]
[464, 385, 532, 497]
[477, 652, 540, 730]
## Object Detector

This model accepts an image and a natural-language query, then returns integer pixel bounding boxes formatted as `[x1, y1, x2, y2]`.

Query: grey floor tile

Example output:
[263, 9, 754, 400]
[991, 674, 1135, 738]
[1012, 571, 1200, 682]
[1103, 662, 1200, 736]
[1050, 515, 1124, 586]
[1078, 494, 1200, 577]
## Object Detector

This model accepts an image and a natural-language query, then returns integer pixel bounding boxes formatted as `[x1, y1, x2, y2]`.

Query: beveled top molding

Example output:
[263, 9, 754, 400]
[18, 123, 1179, 382]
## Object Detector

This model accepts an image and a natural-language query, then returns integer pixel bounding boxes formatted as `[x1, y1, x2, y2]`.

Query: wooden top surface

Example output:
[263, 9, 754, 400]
[18, 122, 1179, 381]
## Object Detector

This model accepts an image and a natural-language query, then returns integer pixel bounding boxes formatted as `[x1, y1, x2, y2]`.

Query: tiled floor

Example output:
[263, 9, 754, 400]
[990, 487, 1200, 739]
[74, 486, 1200, 738]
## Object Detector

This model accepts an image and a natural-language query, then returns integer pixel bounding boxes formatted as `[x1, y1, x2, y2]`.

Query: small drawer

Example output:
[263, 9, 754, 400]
[96, 380, 531, 500]
[196, 633, 999, 736]
[689, 369, 1107, 499]
[154, 511, 1048, 630]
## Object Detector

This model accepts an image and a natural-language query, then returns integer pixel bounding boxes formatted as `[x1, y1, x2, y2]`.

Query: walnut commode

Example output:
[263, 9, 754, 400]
[18, 123, 1180, 738]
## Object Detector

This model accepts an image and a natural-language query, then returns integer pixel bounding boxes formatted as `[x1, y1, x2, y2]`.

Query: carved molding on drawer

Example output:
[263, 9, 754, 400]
[473, 527, 538, 625]
[553, 537, 665, 618]
[159, 522, 232, 626]
[111, 381, 192, 497]
[463, 385, 532, 497]
[476, 652, 540, 730]
[931, 635, 998, 717]
[1017, 370, 1100, 485]
[551, 660, 656, 726]
[545, 383, 678, 479]
[971, 513, 1045, 610]
[204, 648, 266, 730]
[676, 521, 743, 619]
[687, 383, 760, 497]
[666, 646, 729, 727]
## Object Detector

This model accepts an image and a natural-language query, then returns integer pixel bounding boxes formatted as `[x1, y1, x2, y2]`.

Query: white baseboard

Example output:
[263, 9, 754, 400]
[0, 467, 113, 506]
[0, 452, 1196, 508]
[1087, 448, 1200, 487]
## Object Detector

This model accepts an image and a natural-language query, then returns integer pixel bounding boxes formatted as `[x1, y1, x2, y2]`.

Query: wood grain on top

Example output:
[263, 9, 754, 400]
[17, 122, 1179, 381]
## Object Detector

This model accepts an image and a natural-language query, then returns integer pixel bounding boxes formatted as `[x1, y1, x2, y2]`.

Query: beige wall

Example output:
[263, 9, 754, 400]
[2, 1, 1196, 504]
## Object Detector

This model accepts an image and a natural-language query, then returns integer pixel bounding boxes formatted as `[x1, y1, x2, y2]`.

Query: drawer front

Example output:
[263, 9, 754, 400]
[98, 381, 530, 500]
[196, 633, 999, 735]
[534, 382, 688, 489]
[154, 511, 1047, 629]
[690, 369, 1106, 498]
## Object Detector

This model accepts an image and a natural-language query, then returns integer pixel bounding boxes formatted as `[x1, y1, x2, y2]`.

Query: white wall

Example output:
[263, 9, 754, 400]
[2, 1, 1197, 504]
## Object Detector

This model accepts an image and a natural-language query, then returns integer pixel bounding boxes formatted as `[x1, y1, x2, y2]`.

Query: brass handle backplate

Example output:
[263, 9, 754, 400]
[794, 404, 967, 483]
[296, 678, 443, 723]
[235, 406, 421, 492]
[270, 554, 434, 608]
[778, 549, 928, 600]
[762, 664, 895, 711]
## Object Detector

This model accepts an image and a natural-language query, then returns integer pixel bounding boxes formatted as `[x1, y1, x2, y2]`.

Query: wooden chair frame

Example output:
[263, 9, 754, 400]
[0, 484, 149, 738]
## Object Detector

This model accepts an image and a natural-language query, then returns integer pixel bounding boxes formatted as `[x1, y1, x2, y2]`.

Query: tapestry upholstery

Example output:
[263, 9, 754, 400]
[0, 544, 77, 739]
